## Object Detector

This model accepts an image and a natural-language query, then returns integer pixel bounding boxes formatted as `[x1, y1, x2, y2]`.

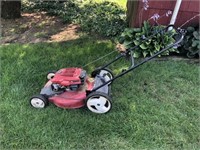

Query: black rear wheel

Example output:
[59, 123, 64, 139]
[91, 68, 114, 85]
[86, 92, 112, 114]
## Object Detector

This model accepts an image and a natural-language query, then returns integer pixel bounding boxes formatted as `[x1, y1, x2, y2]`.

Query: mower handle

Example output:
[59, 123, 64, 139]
[100, 25, 186, 70]
[166, 24, 186, 35]
[91, 25, 186, 92]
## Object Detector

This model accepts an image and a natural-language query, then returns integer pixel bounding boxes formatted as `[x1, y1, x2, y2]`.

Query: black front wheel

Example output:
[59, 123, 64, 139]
[30, 95, 48, 108]
[47, 71, 57, 80]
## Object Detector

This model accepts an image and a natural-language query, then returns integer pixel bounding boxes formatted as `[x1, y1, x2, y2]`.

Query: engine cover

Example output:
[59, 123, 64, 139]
[51, 68, 86, 86]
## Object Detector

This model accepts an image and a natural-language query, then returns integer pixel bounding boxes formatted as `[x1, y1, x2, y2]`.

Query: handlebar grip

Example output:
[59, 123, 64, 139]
[165, 24, 175, 30]
[165, 24, 186, 45]
[166, 24, 186, 35]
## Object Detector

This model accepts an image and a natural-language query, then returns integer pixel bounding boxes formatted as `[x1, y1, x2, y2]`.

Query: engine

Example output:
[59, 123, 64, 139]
[50, 68, 87, 91]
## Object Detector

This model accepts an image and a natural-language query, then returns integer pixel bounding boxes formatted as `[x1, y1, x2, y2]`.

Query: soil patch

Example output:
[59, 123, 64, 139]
[1, 12, 80, 44]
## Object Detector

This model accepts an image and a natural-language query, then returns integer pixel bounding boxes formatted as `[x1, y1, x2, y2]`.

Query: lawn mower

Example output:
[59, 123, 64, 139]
[30, 25, 185, 114]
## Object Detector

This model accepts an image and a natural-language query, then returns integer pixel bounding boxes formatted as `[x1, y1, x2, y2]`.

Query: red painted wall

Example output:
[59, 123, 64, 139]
[131, 0, 199, 28]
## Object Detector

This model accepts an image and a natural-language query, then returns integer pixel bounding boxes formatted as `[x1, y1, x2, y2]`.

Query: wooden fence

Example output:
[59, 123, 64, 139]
[128, 0, 199, 28]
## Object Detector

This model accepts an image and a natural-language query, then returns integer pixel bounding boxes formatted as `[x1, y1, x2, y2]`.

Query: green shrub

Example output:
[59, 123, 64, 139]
[118, 21, 176, 58]
[77, 1, 127, 37]
[22, 0, 80, 22]
[22, 0, 127, 37]
[180, 26, 200, 58]
[21, 0, 37, 12]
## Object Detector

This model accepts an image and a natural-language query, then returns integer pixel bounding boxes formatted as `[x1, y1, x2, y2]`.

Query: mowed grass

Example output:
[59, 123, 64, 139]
[0, 38, 200, 149]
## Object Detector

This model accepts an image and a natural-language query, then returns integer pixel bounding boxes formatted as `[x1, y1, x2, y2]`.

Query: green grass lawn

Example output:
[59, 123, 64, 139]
[1, 38, 199, 149]
[94, 0, 127, 8]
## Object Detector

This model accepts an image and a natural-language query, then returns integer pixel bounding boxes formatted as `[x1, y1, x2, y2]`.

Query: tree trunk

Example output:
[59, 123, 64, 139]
[126, 0, 139, 27]
[1, 1, 21, 19]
